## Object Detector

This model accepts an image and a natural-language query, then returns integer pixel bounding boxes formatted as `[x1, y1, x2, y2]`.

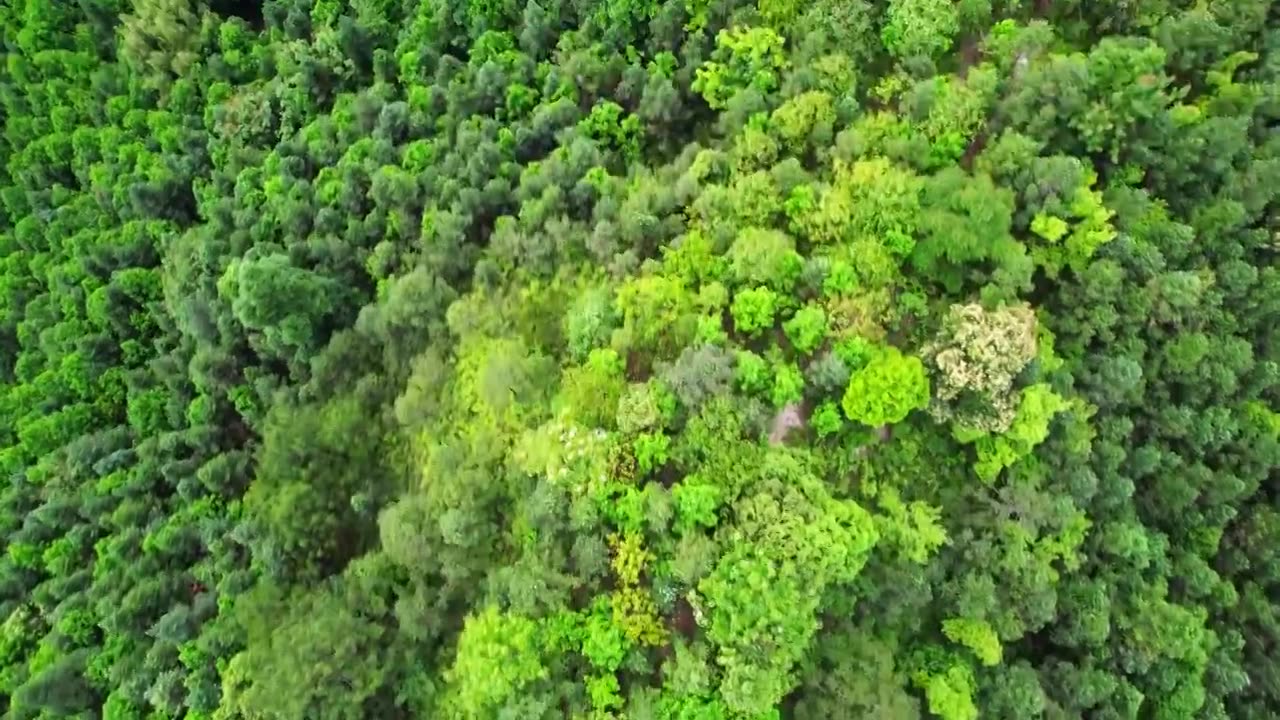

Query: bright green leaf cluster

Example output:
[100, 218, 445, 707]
[942, 618, 1003, 667]
[694, 27, 788, 109]
[783, 305, 828, 355]
[842, 348, 930, 427]
[731, 286, 779, 336]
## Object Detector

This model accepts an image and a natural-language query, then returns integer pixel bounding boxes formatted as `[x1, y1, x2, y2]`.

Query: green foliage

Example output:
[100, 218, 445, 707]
[565, 285, 618, 361]
[942, 618, 1002, 666]
[609, 533, 666, 647]
[801, 158, 922, 248]
[443, 606, 548, 718]
[221, 251, 352, 368]
[771, 92, 837, 153]
[731, 286, 779, 336]
[734, 350, 772, 394]
[842, 348, 930, 427]
[882, 0, 960, 61]
[694, 27, 788, 110]
[810, 401, 843, 438]
[873, 487, 948, 564]
[770, 361, 805, 408]
[916, 662, 978, 720]
[580, 101, 643, 161]
[1028, 170, 1117, 277]
[910, 168, 1027, 298]
[634, 432, 671, 476]
[4, 3, 1279, 720]
[120, 0, 211, 88]
[783, 305, 828, 357]
[581, 599, 630, 671]
[915, 70, 998, 166]
[560, 348, 627, 427]
[822, 259, 859, 297]
[243, 397, 391, 582]
[727, 228, 803, 290]
[673, 478, 722, 534]
[959, 384, 1070, 483]
[616, 274, 698, 357]
[699, 474, 879, 715]
[220, 575, 400, 720]
[587, 672, 624, 713]
[617, 381, 666, 435]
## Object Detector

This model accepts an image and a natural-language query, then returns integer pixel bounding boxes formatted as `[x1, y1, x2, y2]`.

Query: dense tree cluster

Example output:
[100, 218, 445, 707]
[1, 0, 1278, 718]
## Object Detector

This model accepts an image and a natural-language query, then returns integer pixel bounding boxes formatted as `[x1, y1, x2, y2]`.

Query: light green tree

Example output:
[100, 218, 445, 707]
[882, 0, 960, 61]
[942, 618, 1002, 667]
[731, 286, 779, 336]
[443, 606, 547, 718]
[842, 348, 930, 427]
[784, 305, 828, 355]
[694, 26, 788, 109]
[958, 384, 1071, 483]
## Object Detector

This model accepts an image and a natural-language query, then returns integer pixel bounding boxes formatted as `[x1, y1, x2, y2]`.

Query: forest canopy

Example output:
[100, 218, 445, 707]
[1, 0, 1279, 719]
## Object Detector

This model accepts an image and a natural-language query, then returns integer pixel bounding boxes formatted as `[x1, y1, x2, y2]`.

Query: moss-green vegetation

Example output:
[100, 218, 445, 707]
[1, 1, 1279, 719]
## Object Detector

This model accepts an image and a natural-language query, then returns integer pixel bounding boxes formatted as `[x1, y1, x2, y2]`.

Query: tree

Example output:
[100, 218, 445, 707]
[220, 250, 353, 372]
[942, 618, 1002, 667]
[800, 158, 921, 249]
[784, 305, 828, 355]
[882, 0, 959, 62]
[698, 472, 879, 716]
[656, 345, 735, 415]
[923, 303, 1038, 433]
[694, 27, 789, 110]
[120, 0, 213, 88]
[442, 606, 549, 718]
[241, 396, 391, 583]
[219, 574, 399, 720]
[726, 228, 802, 290]
[731, 286, 779, 337]
[559, 348, 626, 427]
[910, 168, 1030, 299]
[563, 284, 618, 362]
[771, 91, 837, 155]
[959, 383, 1070, 483]
[842, 348, 930, 428]
[614, 274, 698, 359]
